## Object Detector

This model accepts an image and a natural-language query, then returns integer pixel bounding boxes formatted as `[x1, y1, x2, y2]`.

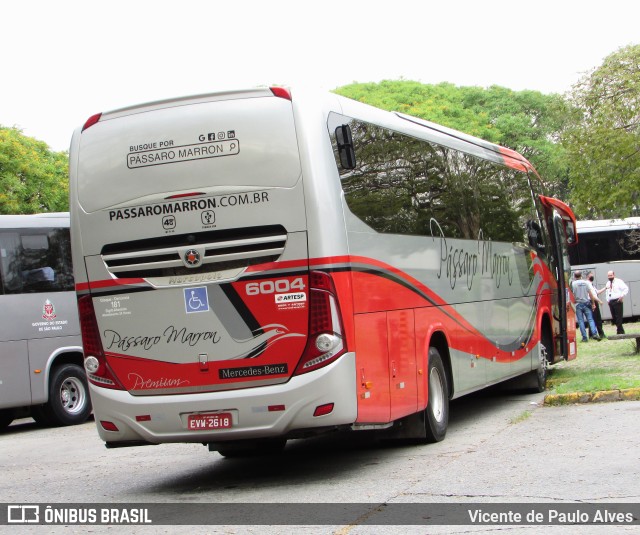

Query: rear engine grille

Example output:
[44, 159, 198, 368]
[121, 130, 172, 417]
[101, 225, 286, 279]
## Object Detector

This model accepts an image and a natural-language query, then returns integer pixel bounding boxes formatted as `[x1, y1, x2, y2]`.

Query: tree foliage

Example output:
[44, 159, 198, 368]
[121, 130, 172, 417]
[0, 126, 69, 214]
[334, 80, 576, 198]
[563, 44, 640, 218]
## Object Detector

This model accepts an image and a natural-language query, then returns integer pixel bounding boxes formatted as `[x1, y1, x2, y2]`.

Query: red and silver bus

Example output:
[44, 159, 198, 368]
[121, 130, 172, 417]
[69, 87, 577, 455]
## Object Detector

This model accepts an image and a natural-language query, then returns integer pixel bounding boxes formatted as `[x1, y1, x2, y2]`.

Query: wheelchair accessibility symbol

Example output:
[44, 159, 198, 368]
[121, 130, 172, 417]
[184, 287, 209, 313]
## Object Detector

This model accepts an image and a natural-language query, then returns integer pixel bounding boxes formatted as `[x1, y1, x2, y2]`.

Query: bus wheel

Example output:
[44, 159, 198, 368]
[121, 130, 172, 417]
[521, 335, 550, 393]
[0, 409, 15, 431]
[33, 364, 92, 427]
[388, 346, 450, 444]
[424, 347, 449, 443]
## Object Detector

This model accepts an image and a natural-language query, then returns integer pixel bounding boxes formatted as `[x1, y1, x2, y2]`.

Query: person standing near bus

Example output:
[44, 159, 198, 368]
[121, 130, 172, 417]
[587, 271, 606, 339]
[603, 270, 629, 334]
[571, 270, 600, 342]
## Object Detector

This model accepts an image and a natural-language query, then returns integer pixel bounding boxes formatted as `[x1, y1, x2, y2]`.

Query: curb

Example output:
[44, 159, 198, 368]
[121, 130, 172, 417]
[544, 387, 640, 406]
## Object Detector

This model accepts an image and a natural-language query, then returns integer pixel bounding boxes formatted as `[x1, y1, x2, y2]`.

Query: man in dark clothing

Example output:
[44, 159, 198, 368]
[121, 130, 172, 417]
[587, 272, 606, 339]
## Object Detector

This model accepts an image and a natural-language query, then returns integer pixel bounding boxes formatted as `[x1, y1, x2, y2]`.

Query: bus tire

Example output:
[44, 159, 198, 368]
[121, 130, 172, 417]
[424, 347, 449, 443]
[522, 333, 551, 393]
[388, 347, 450, 444]
[32, 364, 92, 427]
[0, 409, 15, 431]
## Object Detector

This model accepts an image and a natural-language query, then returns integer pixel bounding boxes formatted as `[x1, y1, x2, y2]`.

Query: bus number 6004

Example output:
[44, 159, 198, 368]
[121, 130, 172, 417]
[245, 277, 305, 295]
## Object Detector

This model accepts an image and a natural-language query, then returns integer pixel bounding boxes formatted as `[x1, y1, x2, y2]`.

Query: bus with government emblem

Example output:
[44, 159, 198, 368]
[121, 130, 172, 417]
[0, 212, 91, 430]
[69, 87, 577, 456]
[569, 217, 640, 321]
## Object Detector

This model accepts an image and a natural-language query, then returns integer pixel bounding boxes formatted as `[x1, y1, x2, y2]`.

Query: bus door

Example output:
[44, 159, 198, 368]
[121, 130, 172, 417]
[539, 195, 577, 360]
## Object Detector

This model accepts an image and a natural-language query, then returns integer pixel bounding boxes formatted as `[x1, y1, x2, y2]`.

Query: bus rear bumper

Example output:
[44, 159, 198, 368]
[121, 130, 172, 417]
[89, 353, 357, 445]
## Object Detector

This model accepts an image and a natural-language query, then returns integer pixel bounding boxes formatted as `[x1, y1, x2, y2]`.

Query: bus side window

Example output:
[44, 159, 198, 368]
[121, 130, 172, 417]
[20, 233, 55, 292]
[0, 232, 22, 293]
[0, 229, 73, 294]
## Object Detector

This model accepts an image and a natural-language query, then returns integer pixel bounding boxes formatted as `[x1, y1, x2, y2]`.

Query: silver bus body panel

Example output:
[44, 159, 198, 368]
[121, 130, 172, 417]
[76, 93, 302, 216]
[27, 342, 83, 406]
[0, 214, 83, 412]
[89, 352, 357, 444]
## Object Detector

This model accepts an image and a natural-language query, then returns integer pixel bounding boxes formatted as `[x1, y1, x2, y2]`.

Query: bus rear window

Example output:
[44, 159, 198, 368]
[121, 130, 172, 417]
[76, 96, 301, 213]
[0, 228, 74, 294]
[569, 230, 640, 265]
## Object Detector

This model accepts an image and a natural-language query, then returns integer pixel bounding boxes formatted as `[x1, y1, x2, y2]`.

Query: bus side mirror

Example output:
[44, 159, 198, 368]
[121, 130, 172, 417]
[526, 220, 545, 254]
[565, 221, 576, 245]
[335, 125, 356, 170]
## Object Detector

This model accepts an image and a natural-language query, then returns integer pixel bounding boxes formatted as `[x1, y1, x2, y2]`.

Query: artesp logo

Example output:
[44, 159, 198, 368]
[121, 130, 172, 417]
[275, 292, 307, 303]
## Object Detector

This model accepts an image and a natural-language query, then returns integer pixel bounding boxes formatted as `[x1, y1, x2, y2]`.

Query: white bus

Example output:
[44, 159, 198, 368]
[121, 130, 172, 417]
[70, 87, 577, 455]
[569, 218, 640, 320]
[0, 213, 91, 430]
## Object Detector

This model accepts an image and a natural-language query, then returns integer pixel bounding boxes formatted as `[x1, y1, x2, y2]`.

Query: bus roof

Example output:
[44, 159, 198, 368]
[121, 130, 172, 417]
[395, 112, 533, 171]
[0, 212, 70, 229]
[79, 86, 535, 176]
[576, 217, 640, 233]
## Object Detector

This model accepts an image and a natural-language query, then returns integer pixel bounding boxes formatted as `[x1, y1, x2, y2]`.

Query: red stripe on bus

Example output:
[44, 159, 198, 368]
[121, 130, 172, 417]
[75, 278, 146, 292]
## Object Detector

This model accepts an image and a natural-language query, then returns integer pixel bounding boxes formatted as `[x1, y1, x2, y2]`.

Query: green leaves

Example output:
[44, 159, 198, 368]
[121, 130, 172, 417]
[563, 44, 640, 218]
[0, 127, 69, 214]
[334, 69, 640, 219]
[334, 80, 575, 200]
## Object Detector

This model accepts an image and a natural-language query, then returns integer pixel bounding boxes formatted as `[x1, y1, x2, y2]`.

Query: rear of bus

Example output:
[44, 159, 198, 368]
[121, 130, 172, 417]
[69, 88, 357, 448]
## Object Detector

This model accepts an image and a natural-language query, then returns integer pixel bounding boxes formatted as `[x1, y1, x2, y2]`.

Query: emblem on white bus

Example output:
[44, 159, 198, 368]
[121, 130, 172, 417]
[42, 299, 57, 321]
[184, 249, 202, 268]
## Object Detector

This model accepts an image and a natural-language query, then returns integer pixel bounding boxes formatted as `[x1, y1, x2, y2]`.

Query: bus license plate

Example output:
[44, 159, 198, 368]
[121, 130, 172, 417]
[187, 413, 233, 430]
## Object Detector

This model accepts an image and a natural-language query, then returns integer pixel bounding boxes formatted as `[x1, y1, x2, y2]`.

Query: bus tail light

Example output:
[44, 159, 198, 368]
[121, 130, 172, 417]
[270, 87, 291, 100]
[313, 403, 334, 417]
[294, 271, 347, 375]
[100, 421, 119, 432]
[82, 112, 102, 132]
[78, 295, 125, 390]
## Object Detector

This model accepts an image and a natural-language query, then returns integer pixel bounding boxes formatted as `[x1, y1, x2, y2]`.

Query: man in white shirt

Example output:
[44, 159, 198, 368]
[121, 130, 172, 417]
[604, 270, 629, 334]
